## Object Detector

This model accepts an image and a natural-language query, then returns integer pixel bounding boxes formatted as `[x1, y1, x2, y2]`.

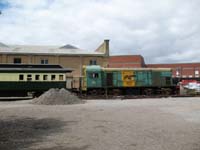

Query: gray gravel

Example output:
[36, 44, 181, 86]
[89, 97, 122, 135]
[0, 97, 200, 150]
[32, 88, 83, 105]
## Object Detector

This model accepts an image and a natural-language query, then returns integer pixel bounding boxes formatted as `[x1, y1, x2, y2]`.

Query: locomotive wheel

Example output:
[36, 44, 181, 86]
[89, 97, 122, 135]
[161, 88, 171, 95]
[113, 89, 121, 96]
[144, 89, 153, 95]
[88, 89, 98, 96]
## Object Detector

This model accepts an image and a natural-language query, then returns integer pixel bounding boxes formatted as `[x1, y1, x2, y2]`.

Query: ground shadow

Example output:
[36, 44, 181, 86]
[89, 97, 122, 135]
[0, 117, 67, 150]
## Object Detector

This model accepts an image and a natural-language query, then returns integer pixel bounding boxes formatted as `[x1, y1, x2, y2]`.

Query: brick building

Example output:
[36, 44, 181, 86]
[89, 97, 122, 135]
[146, 63, 200, 80]
[108, 55, 145, 68]
[108, 55, 200, 82]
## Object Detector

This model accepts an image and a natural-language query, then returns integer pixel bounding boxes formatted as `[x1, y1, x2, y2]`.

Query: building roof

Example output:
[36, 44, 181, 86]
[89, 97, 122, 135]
[0, 64, 73, 73]
[108, 55, 146, 68]
[0, 43, 105, 56]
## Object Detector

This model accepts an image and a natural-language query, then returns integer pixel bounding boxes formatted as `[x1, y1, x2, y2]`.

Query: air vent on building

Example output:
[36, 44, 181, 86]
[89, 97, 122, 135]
[59, 44, 78, 49]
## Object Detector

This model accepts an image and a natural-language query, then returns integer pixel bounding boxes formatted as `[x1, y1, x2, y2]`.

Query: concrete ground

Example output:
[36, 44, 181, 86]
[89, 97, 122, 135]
[0, 97, 200, 150]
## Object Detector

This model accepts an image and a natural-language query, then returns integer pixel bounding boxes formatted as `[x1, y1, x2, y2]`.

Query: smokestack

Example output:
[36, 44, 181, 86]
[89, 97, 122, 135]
[104, 39, 109, 57]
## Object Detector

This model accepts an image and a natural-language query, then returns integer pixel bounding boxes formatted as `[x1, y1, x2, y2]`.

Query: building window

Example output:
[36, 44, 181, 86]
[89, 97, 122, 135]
[51, 75, 56, 80]
[27, 74, 32, 81]
[43, 75, 48, 80]
[35, 75, 40, 80]
[14, 58, 21, 64]
[41, 59, 48, 64]
[89, 60, 97, 65]
[19, 74, 24, 80]
[176, 70, 179, 77]
[59, 75, 64, 81]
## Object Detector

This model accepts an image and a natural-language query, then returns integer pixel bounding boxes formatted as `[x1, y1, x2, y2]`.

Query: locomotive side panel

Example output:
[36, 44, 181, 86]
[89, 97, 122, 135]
[135, 70, 152, 87]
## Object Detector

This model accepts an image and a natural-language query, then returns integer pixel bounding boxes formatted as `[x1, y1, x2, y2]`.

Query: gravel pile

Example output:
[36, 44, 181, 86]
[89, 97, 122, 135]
[32, 88, 83, 105]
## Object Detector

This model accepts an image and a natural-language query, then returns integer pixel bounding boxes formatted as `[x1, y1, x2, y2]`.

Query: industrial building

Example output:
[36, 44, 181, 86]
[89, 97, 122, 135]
[0, 40, 110, 78]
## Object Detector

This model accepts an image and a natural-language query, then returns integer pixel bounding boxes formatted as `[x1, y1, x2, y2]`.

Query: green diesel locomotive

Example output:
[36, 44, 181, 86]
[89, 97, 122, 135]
[82, 65, 176, 95]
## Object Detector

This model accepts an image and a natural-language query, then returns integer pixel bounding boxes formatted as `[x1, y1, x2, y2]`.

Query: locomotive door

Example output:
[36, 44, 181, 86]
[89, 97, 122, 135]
[106, 73, 113, 87]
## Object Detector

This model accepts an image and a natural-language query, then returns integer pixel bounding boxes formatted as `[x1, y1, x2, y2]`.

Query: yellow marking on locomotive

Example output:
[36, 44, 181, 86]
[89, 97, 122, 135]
[122, 70, 135, 87]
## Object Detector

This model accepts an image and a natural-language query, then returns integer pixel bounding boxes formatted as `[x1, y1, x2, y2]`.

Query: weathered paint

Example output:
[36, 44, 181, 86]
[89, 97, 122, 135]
[122, 70, 135, 87]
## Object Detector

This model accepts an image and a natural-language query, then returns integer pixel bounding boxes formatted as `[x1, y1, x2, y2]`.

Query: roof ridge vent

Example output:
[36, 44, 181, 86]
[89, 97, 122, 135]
[59, 44, 78, 49]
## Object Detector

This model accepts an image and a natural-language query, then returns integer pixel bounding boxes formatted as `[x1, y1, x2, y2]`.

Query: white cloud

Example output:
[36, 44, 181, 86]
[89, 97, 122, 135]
[0, 0, 200, 63]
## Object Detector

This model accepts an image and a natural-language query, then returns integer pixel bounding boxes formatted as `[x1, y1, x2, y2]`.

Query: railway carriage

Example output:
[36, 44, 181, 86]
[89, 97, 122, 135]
[0, 64, 72, 97]
[82, 65, 176, 96]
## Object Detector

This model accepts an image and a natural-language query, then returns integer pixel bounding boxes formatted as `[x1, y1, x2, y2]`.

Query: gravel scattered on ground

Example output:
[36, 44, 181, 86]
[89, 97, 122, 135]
[1, 98, 200, 150]
[32, 88, 84, 105]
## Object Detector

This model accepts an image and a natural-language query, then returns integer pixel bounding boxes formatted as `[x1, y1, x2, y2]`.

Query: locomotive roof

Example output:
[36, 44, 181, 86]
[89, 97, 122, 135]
[85, 66, 172, 71]
[0, 64, 73, 73]
[103, 67, 172, 71]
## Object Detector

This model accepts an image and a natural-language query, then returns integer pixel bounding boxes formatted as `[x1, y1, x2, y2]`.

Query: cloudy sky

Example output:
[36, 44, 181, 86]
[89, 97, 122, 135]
[0, 0, 200, 64]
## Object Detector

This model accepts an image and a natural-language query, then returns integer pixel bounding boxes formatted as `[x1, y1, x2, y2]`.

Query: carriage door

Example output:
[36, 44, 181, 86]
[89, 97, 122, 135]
[106, 73, 113, 87]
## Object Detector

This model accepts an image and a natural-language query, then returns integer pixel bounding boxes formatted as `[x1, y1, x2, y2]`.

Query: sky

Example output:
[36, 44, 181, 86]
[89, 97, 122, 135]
[0, 0, 200, 64]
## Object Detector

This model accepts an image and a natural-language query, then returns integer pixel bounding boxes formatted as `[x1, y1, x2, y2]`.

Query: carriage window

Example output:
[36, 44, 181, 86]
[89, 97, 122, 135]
[59, 75, 64, 81]
[19, 74, 24, 80]
[43, 75, 48, 80]
[27, 74, 32, 81]
[35, 75, 40, 80]
[14, 58, 21, 64]
[51, 75, 56, 80]
[90, 73, 99, 78]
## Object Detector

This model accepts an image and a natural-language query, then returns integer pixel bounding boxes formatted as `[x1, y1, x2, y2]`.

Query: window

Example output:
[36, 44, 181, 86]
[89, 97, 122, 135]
[14, 58, 21, 64]
[27, 74, 32, 81]
[35, 75, 40, 80]
[51, 75, 56, 80]
[89, 60, 97, 65]
[19, 74, 24, 80]
[90, 73, 99, 78]
[166, 77, 171, 85]
[43, 75, 48, 80]
[41, 59, 48, 64]
[59, 75, 64, 81]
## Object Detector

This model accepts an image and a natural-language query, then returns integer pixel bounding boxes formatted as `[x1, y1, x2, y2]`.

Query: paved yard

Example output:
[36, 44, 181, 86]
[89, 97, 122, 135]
[0, 97, 200, 150]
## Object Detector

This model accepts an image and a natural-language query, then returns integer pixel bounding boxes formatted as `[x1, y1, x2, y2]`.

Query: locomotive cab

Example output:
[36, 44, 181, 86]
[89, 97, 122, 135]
[86, 65, 102, 88]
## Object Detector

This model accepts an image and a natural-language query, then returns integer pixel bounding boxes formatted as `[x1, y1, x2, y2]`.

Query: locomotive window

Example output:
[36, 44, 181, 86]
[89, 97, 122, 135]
[43, 75, 48, 80]
[35, 75, 40, 80]
[19, 74, 24, 80]
[59, 75, 64, 80]
[27, 74, 32, 81]
[90, 73, 99, 78]
[51, 75, 56, 80]
[166, 77, 171, 85]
